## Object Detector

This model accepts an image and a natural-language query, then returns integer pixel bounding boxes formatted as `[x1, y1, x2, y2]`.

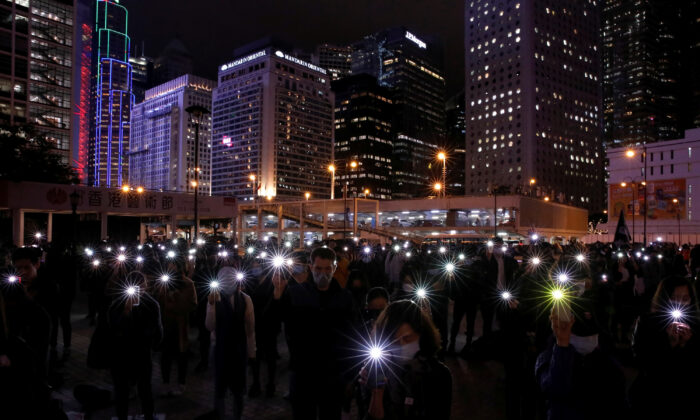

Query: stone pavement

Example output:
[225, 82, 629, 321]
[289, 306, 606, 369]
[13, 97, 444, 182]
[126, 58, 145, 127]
[53, 295, 506, 420]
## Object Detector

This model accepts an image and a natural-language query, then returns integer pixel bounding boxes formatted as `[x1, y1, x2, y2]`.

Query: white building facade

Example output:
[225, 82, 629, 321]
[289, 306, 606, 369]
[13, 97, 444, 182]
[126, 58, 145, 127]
[211, 47, 334, 201]
[128, 75, 215, 194]
[606, 128, 700, 244]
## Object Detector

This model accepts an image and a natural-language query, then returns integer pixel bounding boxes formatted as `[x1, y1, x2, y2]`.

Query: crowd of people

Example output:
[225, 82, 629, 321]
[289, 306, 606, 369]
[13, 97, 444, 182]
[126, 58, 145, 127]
[0, 234, 698, 420]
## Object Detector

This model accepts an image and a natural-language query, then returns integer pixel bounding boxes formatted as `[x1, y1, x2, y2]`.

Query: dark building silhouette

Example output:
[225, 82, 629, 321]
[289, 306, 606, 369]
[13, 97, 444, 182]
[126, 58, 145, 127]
[332, 74, 394, 200]
[352, 27, 446, 199]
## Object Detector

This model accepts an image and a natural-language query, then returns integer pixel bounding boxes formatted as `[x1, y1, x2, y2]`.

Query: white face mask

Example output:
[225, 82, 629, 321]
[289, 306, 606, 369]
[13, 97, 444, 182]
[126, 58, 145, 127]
[569, 334, 598, 356]
[396, 340, 420, 362]
[312, 271, 332, 289]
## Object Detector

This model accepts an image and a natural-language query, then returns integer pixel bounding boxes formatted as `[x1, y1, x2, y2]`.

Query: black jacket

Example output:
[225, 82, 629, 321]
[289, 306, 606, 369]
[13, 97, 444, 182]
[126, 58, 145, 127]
[272, 278, 353, 378]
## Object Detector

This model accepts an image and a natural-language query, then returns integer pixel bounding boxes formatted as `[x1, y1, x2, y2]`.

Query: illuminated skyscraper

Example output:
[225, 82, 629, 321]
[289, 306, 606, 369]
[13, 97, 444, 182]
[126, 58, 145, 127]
[88, 0, 133, 187]
[464, 0, 604, 211]
[313, 43, 352, 81]
[603, 0, 700, 147]
[129, 74, 215, 194]
[352, 27, 446, 198]
[211, 41, 334, 200]
[332, 74, 394, 199]
[1, 0, 75, 164]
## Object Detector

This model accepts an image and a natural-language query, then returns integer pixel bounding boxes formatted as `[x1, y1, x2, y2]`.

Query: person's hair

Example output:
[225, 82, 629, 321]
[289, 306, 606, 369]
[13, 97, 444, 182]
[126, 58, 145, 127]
[347, 269, 369, 290]
[651, 276, 699, 314]
[366, 287, 389, 305]
[12, 247, 41, 264]
[374, 299, 441, 357]
[310, 247, 335, 265]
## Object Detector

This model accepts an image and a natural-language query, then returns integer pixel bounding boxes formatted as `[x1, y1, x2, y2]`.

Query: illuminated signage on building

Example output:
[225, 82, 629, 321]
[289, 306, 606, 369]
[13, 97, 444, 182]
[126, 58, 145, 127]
[274, 50, 328, 75]
[222, 135, 232, 147]
[405, 31, 427, 49]
[220, 50, 267, 72]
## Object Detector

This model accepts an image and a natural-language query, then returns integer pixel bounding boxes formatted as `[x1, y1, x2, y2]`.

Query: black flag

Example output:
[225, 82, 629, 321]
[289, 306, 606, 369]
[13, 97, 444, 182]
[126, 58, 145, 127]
[613, 209, 631, 247]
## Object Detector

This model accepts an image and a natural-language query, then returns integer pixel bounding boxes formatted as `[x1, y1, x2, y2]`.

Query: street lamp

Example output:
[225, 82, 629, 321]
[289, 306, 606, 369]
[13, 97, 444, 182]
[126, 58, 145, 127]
[249, 174, 257, 203]
[433, 182, 442, 197]
[305, 192, 311, 200]
[673, 198, 681, 244]
[136, 186, 144, 193]
[70, 190, 79, 244]
[363, 188, 370, 198]
[625, 146, 648, 244]
[437, 151, 447, 198]
[186, 105, 211, 245]
[529, 178, 536, 197]
[121, 184, 130, 193]
[328, 164, 336, 199]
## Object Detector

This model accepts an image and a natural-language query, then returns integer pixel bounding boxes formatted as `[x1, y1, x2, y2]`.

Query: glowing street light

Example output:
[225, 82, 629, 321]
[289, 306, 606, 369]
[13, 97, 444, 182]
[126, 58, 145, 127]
[437, 151, 447, 198]
[121, 185, 131, 193]
[305, 192, 311, 200]
[501, 291, 512, 300]
[136, 186, 144, 193]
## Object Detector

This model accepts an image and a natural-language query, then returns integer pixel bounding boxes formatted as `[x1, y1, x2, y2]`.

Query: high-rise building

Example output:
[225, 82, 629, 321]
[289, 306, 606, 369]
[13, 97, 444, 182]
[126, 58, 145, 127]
[332, 74, 393, 199]
[313, 43, 352, 81]
[0, 0, 75, 164]
[352, 27, 446, 198]
[88, 0, 133, 187]
[211, 42, 334, 201]
[464, 0, 604, 211]
[681, 1, 700, 129]
[446, 90, 466, 195]
[128, 74, 215, 194]
[602, 0, 685, 147]
[153, 38, 193, 86]
[130, 53, 153, 103]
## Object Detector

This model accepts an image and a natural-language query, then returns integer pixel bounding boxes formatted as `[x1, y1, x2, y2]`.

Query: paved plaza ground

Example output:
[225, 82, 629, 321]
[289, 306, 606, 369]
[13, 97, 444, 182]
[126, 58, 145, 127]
[52, 296, 515, 419]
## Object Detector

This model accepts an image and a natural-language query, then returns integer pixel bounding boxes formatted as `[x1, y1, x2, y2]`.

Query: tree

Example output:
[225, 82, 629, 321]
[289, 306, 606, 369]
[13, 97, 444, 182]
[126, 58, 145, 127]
[0, 124, 78, 184]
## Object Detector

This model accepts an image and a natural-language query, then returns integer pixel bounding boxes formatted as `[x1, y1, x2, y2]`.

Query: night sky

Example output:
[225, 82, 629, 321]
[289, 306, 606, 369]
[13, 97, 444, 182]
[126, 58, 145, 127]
[123, 0, 465, 94]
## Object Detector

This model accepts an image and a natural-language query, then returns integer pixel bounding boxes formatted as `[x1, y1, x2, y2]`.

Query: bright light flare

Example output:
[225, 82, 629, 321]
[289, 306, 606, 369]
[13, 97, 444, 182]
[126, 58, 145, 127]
[160, 274, 170, 283]
[85, 248, 94, 257]
[393, 245, 400, 252]
[531, 234, 539, 241]
[247, 246, 255, 254]
[444, 262, 455, 274]
[272, 255, 286, 267]
[369, 346, 384, 361]
[117, 254, 126, 262]
[210, 281, 220, 290]
[557, 273, 569, 283]
[34, 232, 42, 239]
[439, 246, 446, 254]
[486, 240, 494, 248]
[285, 241, 292, 248]
[575, 253, 586, 262]
[458, 253, 465, 260]
[501, 291, 512, 300]
[166, 250, 176, 259]
[7, 275, 19, 284]
[552, 289, 564, 300]
[92, 259, 100, 267]
[415, 288, 427, 299]
[530, 257, 541, 265]
[364, 246, 371, 254]
[236, 272, 245, 281]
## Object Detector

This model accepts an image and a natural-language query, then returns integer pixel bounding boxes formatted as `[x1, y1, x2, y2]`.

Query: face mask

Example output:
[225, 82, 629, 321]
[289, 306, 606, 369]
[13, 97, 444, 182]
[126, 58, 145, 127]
[312, 271, 332, 289]
[250, 267, 263, 277]
[292, 264, 306, 275]
[364, 309, 382, 322]
[569, 334, 598, 356]
[395, 340, 420, 362]
[361, 255, 372, 263]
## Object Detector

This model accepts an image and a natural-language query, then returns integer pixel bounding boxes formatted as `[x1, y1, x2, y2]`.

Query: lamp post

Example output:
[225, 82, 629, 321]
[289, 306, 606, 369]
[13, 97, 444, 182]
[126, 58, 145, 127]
[673, 198, 681, 244]
[69, 189, 79, 243]
[433, 182, 442, 197]
[529, 178, 536, 197]
[328, 165, 336, 199]
[249, 174, 257, 203]
[437, 151, 447, 198]
[626, 146, 647, 244]
[186, 105, 210, 244]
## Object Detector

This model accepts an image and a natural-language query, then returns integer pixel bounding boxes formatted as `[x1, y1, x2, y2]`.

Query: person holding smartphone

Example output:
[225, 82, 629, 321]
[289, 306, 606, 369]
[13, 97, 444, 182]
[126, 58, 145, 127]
[536, 305, 626, 420]
[107, 271, 163, 420]
[361, 299, 451, 420]
[631, 276, 700, 418]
